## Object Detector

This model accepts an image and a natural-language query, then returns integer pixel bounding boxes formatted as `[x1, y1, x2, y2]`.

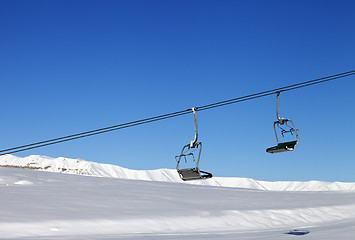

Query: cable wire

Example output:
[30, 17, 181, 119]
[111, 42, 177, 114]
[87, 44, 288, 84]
[1, 70, 354, 155]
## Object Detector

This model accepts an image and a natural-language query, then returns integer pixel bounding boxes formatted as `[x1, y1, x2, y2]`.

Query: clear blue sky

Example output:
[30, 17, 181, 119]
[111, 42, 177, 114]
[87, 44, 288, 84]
[1, 0, 354, 182]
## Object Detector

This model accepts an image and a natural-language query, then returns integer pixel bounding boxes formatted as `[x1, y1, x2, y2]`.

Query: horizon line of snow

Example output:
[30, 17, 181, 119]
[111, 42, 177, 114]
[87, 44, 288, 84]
[1, 154, 355, 191]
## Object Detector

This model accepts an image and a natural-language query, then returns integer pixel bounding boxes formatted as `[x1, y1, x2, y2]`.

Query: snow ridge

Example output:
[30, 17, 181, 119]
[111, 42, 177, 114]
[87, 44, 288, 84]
[1, 204, 355, 238]
[1, 154, 354, 191]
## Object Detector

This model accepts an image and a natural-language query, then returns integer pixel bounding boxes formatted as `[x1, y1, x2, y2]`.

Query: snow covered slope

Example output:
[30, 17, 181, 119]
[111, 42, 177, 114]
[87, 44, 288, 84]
[1, 154, 355, 191]
[0, 167, 355, 240]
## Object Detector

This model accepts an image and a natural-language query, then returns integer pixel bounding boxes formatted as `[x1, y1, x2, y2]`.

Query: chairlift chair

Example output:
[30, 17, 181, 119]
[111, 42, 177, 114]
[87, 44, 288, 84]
[175, 108, 213, 181]
[266, 92, 299, 153]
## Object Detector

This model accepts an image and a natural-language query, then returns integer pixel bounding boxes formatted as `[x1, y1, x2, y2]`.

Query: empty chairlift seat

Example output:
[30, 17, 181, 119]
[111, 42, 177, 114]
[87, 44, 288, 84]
[177, 168, 213, 181]
[266, 140, 298, 154]
[175, 107, 213, 181]
[266, 92, 299, 154]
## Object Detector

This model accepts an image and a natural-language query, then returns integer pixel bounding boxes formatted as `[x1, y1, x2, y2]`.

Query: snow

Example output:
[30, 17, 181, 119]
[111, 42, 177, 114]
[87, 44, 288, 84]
[1, 154, 355, 191]
[14, 180, 33, 185]
[0, 155, 354, 239]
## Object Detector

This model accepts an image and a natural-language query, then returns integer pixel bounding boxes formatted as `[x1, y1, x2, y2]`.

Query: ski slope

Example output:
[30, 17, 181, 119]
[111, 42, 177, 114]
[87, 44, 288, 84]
[1, 154, 355, 191]
[0, 155, 355, 239]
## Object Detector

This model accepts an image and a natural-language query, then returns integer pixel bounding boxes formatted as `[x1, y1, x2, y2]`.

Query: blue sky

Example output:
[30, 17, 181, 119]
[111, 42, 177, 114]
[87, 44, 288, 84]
[1, 0, 354, 182]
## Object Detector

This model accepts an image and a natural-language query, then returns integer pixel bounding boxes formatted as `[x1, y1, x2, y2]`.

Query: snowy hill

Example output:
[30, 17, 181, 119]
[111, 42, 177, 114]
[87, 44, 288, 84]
[1, 154, 355, 191]
[0, 166, 355, 239]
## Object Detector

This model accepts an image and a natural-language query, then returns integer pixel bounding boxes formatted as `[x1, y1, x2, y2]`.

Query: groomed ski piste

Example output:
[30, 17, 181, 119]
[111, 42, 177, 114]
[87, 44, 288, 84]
[1, 155, 355, 239]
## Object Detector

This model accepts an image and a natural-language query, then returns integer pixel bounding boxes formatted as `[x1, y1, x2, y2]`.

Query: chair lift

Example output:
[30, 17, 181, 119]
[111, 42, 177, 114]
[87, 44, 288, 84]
[175, 107, 213, 181]
[266, 92, 299, 153]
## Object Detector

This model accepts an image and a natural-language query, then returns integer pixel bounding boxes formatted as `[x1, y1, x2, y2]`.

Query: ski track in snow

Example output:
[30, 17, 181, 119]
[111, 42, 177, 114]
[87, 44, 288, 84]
[0, 155, 355, 239]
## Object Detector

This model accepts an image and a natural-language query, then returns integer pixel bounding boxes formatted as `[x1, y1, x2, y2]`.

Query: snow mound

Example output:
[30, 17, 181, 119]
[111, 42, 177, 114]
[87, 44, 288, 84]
[1, 154, 354, 191]
[0, 166, 355, 239]
[14, 180, 33, 185]
[1, 204, 355, 238]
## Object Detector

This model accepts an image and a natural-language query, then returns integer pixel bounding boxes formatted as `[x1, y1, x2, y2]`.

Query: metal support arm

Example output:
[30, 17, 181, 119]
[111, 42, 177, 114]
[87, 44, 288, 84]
[276, 92, 287, 124]
[190, 107, 198, 148]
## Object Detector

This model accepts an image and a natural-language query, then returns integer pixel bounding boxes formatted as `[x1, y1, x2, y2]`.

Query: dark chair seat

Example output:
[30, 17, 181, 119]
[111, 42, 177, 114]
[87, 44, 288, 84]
[177, 168, 213, 181]
[266, 140, 298, 154]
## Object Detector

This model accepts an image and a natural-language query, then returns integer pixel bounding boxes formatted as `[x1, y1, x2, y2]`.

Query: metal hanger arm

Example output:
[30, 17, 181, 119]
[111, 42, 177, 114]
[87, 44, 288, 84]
[190, 107, 198, 148]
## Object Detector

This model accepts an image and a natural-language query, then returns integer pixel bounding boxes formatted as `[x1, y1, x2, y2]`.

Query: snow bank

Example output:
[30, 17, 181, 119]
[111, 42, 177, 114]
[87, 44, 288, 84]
[1, 204, 354, 238]
[14, 180, 33, 185]
[1, 154, 354, 191]
[1, 166, 355, 239]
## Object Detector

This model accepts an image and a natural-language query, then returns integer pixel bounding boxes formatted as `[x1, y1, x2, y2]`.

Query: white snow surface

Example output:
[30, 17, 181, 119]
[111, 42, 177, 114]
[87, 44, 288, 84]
[1, 154, 355, 191]
[0, 155, 355, 239]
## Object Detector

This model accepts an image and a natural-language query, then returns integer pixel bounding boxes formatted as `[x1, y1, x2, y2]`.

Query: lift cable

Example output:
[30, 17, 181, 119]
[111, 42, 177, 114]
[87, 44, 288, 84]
[1, 70, 354, 155]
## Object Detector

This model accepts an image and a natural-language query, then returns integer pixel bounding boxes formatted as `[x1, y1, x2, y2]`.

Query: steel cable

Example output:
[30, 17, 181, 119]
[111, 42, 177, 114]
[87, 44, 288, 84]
[1, 70, 354, 155]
